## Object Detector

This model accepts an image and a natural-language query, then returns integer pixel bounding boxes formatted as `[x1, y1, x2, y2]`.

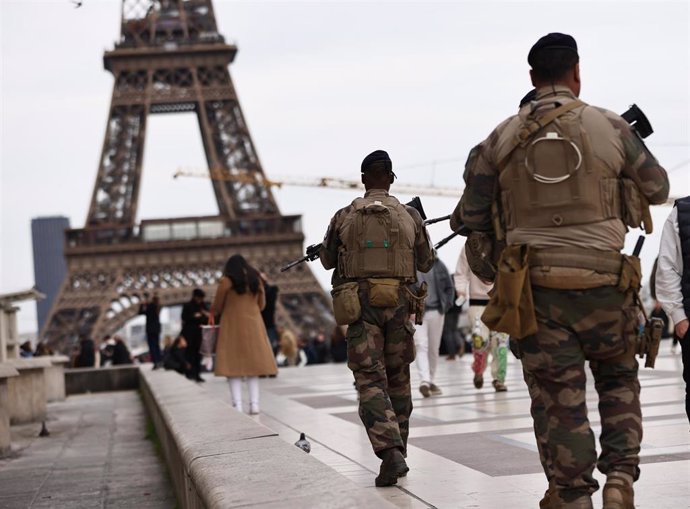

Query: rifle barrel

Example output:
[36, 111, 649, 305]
[424, 214, 451, 226]
[280, 255, 309, 272]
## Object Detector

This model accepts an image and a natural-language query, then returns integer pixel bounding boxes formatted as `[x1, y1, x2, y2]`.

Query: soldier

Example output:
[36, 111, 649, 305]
[452, 33, 669, 509]
[319, 150, 435, 487]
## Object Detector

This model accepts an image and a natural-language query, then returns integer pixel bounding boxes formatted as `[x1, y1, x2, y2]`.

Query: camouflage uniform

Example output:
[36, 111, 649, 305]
[455, 84, 669, 506]
[321, 189, 434, 457]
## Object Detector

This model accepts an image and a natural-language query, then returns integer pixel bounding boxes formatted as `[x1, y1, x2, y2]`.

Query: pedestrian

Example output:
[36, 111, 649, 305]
[318, 149, 435, 487]
[100, 335, 115, 366]
[19, 341, 34, 358]
[163, 335, 191, 376]
[139, 292, 163, 369]
[181, 288, 209, 382]
[330, 325, 348, 363]
[276, 327, 307, 367]
[414, 258, 455, 397]
[454, 245, 509, 392]
[260, 273, 280, 355]
[451, 33, 669, 508]
[211, 255, 278, 414]
[656, 196, 690, 425]
[441, 299, 464, 360]
[33, 341, 53, 357]
[111, 335, 133, 365]
[73, 335, 98, 367]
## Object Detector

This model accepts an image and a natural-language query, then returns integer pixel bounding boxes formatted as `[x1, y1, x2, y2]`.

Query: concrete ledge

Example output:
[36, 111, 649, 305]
[65, 365, 139, 395]
[5, 358, 51, 425]
[45, 355, 70, 402]
[139, 369, 394, 509]
[0, 363, 20, 457]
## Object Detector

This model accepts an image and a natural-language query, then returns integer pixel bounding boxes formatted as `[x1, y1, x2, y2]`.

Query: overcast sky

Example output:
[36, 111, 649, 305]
[1, 0, 689, 334]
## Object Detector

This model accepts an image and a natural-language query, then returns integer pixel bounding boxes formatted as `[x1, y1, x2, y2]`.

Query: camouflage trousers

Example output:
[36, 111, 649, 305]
[516, 286, 642, 503]
[346, 288, 416, 458]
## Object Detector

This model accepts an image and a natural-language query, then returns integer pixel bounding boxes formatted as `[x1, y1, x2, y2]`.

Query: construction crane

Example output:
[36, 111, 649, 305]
[173, 168, 683, 205]
[173, 168, 462, 197]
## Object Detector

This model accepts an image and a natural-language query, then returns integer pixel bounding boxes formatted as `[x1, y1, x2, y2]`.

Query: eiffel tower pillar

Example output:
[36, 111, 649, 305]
[41, 0, 333, 353]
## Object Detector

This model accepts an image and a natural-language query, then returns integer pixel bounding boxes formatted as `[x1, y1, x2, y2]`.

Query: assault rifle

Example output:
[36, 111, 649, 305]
[280, 196, 429, 272]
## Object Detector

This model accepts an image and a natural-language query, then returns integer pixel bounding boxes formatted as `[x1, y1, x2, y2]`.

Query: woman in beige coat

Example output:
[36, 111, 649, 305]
[211, 254, 278, 414]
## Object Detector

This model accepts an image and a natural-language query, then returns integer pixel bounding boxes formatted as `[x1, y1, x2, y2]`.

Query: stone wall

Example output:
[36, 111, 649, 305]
[139, 369, 394, 508]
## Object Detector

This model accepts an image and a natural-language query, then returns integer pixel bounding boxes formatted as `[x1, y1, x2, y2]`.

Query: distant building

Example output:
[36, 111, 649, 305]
[31, 216, 70, 332]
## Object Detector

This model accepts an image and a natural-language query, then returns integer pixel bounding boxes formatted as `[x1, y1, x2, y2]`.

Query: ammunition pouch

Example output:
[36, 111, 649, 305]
[620, 178, 653, 233]
[617, 255, 642, 293]
[331, 282, 362, 326]
[465, 231, 505, 283]
[367, 278, 401, 308]
[404, 282, 428, 325]
[637, 317, 663, 368]
[482, 245, 538, 339]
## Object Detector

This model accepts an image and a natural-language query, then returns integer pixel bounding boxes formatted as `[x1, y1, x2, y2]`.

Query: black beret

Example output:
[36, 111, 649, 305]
[528, 33, 578, 66]
[361, 150, 392, 173]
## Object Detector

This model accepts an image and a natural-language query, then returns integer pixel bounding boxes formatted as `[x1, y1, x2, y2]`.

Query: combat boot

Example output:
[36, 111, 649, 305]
[375, 448, 408, 487]
[602, 471, 634, 509]
[539, 488, 553, 509]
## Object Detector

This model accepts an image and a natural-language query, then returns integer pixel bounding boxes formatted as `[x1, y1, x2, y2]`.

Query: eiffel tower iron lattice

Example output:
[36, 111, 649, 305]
[41, 0, 334, 353]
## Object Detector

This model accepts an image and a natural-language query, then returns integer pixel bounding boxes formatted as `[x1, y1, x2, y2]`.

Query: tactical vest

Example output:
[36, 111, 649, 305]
[498, 99, 622, 231]
[676, 197, 690, 319]
[337, 194, 417, 279]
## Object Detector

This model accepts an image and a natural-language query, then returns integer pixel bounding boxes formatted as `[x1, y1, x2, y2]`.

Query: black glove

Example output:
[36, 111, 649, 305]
[305, 244, 321, 261]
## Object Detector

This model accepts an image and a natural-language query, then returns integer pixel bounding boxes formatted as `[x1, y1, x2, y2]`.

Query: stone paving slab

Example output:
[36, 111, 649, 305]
[0, 391, 175, 509]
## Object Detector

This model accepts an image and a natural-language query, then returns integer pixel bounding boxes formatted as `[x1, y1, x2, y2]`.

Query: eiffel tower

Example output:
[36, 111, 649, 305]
[41, 0, 333, 353]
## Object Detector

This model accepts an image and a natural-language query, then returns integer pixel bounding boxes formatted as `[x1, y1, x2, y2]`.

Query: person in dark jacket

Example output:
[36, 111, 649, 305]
[111, 335, 133, 365]
[74, 336, 96, 367]
[181, 288, 209, 382]
[163, 335, 191, 376]
[260, 274, 280, 355]
[139, 292, 163, 368]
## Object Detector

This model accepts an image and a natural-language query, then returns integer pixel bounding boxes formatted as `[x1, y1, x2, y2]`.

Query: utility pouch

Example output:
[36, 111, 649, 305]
[331, 282, 362, 326]
[367, 278, 400, 308]
[620, 178, 643, 229]
[482, 245, 538, 339]
[637, 317, 663, 368]
[617, 255, 642, 293]
[404, 282, 427, 325]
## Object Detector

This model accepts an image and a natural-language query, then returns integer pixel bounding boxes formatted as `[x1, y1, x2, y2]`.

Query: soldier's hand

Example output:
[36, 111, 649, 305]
[675, 319, 689, 340]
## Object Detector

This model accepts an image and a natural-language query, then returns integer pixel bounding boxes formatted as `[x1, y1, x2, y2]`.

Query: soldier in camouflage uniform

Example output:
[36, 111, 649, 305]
[320, 150, 435, 487]
[453, 33, 669, 509]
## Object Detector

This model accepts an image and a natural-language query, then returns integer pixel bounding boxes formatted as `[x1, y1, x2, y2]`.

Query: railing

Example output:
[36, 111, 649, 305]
[65, 215, 303, 248]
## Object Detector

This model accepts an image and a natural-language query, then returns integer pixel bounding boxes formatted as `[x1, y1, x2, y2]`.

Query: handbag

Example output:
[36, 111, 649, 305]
[200, 312, 219, 356]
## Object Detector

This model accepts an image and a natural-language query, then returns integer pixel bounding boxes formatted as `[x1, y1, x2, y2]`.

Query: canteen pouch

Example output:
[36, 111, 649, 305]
[482, 244, 538, 339]
[331, 282, 362, 326]
[367, 278, 401, 307]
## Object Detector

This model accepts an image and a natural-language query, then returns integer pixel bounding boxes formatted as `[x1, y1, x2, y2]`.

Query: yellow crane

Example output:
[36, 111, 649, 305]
[172, 168, 462, 197]
[173, 167, 683, 205]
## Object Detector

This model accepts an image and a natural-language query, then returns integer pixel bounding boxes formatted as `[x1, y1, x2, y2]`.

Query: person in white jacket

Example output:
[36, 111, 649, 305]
[453, 245, 509, 392]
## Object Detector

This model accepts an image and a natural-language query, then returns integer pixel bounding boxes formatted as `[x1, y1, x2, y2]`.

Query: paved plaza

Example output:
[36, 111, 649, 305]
[0, 346, 687, 509]
[205, 345, 690, 509]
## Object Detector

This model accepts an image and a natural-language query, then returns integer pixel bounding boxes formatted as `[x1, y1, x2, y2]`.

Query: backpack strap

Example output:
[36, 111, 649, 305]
[497, 99, 586, 171]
